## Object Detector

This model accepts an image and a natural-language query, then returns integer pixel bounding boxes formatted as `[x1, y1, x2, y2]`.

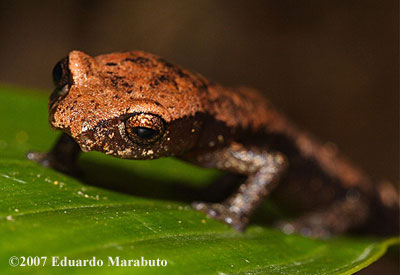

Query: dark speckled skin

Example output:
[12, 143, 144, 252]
[29, 50, 399, 237]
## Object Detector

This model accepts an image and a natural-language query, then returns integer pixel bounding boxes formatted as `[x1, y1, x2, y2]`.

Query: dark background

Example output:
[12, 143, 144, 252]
[0, 1, 398, 273]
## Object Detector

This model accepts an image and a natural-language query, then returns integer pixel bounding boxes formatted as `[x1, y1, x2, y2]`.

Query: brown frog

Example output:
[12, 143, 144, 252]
[28, 50, 399, 238]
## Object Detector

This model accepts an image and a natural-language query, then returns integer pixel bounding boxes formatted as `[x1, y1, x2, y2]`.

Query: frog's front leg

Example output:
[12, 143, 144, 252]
[27, 133, 82, 176]
[189, 143, 287, 231]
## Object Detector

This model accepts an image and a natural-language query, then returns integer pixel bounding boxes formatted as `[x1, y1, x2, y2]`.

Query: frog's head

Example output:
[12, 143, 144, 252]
[49, 50, 208, 159]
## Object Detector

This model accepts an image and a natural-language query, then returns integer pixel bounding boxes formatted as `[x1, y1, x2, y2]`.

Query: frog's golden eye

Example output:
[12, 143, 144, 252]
[125, 113, 165, 145]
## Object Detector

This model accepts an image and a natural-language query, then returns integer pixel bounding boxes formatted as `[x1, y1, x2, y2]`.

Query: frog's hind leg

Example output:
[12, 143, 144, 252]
[27, 133, 82, 176]
[276, 191, 370, 238]
[270, 121, 379, 237]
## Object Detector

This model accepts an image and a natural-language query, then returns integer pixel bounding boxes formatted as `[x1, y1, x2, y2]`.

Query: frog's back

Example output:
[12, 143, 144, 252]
[205, 85, 281, 132]
[93, 51, 278, 131]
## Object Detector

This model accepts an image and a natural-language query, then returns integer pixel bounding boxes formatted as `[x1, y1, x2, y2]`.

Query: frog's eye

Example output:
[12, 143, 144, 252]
[52, 60, 63, 85]
[50, 57, 73, 104]
[125, 113, 166, 145]
[52, 57, 72, 93]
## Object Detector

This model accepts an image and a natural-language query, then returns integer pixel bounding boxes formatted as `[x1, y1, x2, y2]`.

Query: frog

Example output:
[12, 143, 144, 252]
[27, 50, 399, 238]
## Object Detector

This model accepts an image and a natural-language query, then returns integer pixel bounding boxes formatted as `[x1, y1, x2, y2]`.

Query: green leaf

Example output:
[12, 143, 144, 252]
[0, 85, 398, 274]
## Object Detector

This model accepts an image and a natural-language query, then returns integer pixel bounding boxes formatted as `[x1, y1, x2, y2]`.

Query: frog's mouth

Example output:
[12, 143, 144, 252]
[71, 116, 165, 160]
[71, 117, 124, 154]
[48, 95, 69, 134]
[75, 130, 96, 153]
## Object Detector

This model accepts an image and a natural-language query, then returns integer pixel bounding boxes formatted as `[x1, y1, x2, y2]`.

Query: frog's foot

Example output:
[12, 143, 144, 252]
[275, 216, 333, 239]
[27, 151, 56, 167]
[192, 201, 249, 231]
[26, 151, 83, 177]
[276, 196, 369, 239]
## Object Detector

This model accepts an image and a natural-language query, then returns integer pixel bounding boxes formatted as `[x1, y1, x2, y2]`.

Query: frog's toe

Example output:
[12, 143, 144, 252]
[26, 151, 83, 177]
[275, 218, 333, 239]
[26, 151, 50, 166]
[192, 201, 248, 231]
